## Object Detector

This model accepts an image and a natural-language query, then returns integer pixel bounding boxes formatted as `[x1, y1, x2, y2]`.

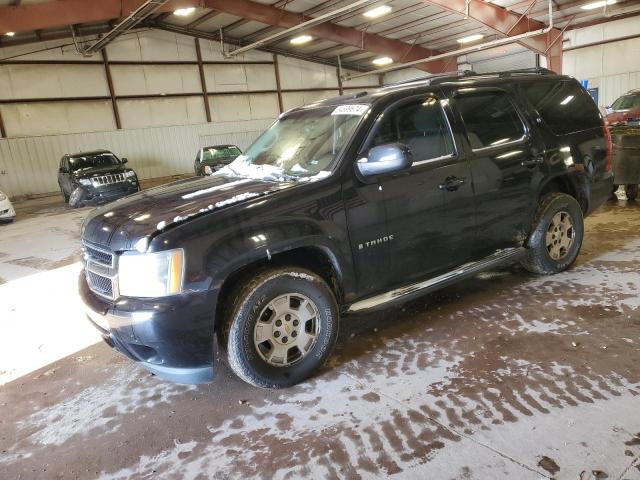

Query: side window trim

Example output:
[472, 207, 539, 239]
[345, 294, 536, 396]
[360, 93, 458, 166]
[454, 87, 531, 153]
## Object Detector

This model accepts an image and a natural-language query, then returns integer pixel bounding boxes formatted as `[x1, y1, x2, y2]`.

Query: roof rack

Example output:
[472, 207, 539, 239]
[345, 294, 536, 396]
[383, 70, 477, 88]
[431, 67, 556, 85]
[383, 67, 556, 89]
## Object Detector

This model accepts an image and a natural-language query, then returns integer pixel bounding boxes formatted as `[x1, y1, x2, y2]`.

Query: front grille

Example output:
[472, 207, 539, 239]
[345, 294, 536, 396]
[87, 271, 114, 298]
[83, 241, 117, 299]
[91, 173, 126, 187]
[85, 244, 113, 267]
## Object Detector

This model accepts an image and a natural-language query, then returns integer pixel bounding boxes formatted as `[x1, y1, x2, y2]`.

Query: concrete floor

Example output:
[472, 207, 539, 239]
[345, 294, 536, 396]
[1, 193, 639, 480]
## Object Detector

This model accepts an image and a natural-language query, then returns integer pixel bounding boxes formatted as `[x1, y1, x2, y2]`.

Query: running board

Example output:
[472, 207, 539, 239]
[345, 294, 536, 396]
[347, 247, 526, 313]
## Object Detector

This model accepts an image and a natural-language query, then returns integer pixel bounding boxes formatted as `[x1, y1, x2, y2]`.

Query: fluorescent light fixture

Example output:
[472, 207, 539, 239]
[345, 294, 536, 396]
[372, 56, 393, 66]
[173, 7, 196, 16]
[363, 5, 392, 18]
[581, 0, 616, 10]
[457, 33, 484, 44]
[290, 35, 313, 45]
[5, 32, 15, 37]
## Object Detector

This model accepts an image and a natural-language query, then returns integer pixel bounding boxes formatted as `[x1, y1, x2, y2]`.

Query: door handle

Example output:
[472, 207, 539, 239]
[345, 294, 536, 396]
[439, 176, 466, 191]
[521, 155, 544, 168]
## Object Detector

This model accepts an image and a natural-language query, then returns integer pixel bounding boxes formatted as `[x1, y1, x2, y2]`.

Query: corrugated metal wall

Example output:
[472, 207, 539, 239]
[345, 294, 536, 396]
[0, 30, 379, 198]
[563, 16, 640, 107]
[0, 119, 272, 197]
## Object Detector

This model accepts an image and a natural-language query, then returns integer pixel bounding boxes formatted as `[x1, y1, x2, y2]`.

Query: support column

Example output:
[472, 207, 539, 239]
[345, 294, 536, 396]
[101, 49, 121, 130]
[336, 67, 343, 96]
[546, 35, 564, 74]
[273, 54, 284, 114]
[195, 38, 212, 123]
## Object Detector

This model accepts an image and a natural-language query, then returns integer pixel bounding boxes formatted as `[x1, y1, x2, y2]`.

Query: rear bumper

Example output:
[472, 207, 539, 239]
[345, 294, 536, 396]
[79, 271, 217, 384]
[587, 171, 615, 216]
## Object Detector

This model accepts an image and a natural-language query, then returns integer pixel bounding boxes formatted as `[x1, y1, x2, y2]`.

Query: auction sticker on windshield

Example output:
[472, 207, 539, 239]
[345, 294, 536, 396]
[331, 104, 369, 116]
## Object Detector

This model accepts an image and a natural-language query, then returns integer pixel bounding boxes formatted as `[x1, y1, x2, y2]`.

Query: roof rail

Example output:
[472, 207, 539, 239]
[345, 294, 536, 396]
[497, 67, 555, 77]
[429, 67, 556, 85]
[383, 70, 477, 88]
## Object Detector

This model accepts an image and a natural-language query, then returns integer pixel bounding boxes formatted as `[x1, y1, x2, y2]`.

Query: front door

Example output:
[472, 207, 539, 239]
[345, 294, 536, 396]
[452, 88, 541, 257]
[351, 94, 475, 290]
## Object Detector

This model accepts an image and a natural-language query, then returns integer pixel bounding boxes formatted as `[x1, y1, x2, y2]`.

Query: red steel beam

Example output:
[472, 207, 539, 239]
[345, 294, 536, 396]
[0, 0, 196, 34]
[203, 0, 451, 72]
[0, 0, 452, 72]
[422, 0, 564, 73]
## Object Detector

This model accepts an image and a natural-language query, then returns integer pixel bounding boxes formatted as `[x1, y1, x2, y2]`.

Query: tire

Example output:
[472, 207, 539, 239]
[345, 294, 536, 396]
[521, 192, 584, 275]
[61, 189, 70, 203]
[625, 184, 638, 201]
[224, 267, 339, 388]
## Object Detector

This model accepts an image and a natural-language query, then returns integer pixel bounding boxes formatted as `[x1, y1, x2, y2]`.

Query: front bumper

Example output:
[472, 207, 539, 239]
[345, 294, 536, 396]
[72, 182, 139, 207]
[79, 271, 217, 384]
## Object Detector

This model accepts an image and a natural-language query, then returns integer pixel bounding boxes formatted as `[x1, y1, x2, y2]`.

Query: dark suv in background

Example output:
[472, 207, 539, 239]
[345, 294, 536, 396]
[58, 150, 139, 207]
[80, 68, 613, 388]
[194, 144, 242, 176]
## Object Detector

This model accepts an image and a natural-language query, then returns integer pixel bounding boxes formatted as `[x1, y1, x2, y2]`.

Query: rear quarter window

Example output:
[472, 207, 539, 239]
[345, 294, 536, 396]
[522, 80, 601, 135]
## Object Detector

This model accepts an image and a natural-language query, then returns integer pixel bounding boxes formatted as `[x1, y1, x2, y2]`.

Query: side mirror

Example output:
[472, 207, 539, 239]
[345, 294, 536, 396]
[121, 158, 128, 164]
[59, 167, 68, 174]
[356, 143, 413, 183]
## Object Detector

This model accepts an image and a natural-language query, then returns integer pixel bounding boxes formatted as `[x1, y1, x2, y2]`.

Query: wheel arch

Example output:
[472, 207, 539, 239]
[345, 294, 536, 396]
[213, 243, 346, 334]
[537, 173, 589, 214]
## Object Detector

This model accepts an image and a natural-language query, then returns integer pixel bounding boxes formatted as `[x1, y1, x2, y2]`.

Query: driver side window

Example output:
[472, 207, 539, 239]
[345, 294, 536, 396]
[372, 97, 455, 163]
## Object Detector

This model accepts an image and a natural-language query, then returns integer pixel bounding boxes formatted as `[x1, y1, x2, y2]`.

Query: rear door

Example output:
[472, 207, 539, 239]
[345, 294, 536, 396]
[452, 88, 543, 257]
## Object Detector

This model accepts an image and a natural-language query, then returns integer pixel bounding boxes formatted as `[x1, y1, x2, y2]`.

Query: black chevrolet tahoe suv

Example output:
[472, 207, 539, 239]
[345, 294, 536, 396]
[80, 69, 613, 388]
[58, 150, 139, 207]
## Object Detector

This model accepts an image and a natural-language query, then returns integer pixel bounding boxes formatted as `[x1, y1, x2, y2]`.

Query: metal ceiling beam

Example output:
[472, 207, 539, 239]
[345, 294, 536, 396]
[0, 0, 196, 34]
[82, 0, 169, 54]
[185, 9, 224, 29]
[421, 0, 564, 72]
[152, 21, 367, 71]
[222, 0, 379, 57]
[203, 0, 452, 72]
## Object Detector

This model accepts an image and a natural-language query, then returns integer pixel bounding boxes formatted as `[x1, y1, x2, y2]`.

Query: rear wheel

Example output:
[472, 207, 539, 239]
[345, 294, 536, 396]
[521, 192, 584, 275]
[625, 184, 638, 201]
[224, 267, 339, 388]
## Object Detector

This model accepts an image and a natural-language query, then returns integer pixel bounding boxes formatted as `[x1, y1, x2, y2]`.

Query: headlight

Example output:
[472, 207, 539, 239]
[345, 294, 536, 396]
[0, 192, 6, 201]
[79, 179, 92, 186]
[118, 249, 184, 297]
[125, 170, 136, 178]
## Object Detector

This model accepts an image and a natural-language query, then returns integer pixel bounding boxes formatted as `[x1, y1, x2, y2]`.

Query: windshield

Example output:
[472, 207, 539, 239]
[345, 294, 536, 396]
[220, 105, 366, 182]
[202, 146, 241, 162]
[611, 94, 640, 111]
[69, 153, 120, 171]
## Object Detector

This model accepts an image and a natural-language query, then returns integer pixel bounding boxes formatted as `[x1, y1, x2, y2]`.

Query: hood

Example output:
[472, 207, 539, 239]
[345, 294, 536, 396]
[82, 175, 291, 251]
[73, 165, 128, 179]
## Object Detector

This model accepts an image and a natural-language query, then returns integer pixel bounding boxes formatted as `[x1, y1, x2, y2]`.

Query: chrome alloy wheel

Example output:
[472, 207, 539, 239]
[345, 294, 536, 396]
[253, 293, 320, 367]
[545, 211, 575, 260]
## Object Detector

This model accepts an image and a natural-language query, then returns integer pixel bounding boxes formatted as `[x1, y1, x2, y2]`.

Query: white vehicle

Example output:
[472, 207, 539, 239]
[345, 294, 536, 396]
[0, 190, 15, 223]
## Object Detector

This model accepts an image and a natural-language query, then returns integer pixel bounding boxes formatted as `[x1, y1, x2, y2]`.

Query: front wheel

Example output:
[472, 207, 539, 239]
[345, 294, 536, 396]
[625, 184, 638, 201]
[521, 192, 584, 275]
[224, 267, 339, 388]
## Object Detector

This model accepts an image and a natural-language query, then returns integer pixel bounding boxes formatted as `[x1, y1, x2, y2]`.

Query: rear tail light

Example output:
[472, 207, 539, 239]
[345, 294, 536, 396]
[603, 124, 613, 172]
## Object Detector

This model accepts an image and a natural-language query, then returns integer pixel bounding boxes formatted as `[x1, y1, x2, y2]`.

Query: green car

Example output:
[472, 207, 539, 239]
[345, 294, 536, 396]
[194, 145, 242, 176]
